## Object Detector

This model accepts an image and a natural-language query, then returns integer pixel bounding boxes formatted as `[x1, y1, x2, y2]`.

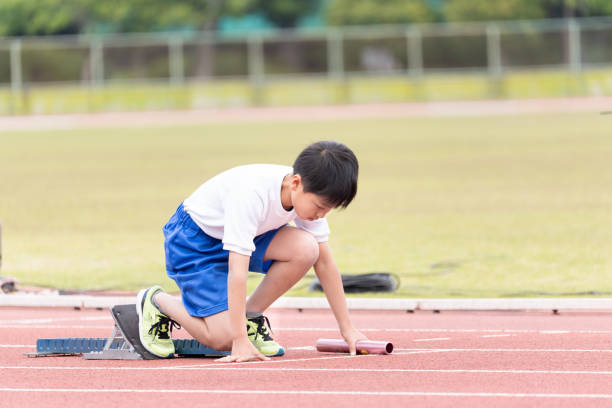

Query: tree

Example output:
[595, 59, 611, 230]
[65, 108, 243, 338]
[0, 0, 94, 36]
[444, 0, 612, 22]
[0, 0, 320, 78]
[540, 0, 612, 18]
[444, 0, 545, 22]
[0, 0, 235, 36]
[227, 0, 318, 28]
[326, 0, 436, 26]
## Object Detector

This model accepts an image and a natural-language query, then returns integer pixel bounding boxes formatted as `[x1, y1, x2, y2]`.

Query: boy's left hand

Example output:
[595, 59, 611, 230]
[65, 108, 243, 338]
[341, 326, 369, 355]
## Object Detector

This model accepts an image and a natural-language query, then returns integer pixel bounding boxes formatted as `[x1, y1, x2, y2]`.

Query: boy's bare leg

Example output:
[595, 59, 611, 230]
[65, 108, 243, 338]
[246, 226, 319, 313]
[154, 293, 232, 351]
[153, 225, 316, 350]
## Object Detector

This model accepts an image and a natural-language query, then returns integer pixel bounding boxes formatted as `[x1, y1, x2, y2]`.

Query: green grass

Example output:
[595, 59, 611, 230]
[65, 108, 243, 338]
[2, 68, 612, 115]
[1, 112, 611, 297]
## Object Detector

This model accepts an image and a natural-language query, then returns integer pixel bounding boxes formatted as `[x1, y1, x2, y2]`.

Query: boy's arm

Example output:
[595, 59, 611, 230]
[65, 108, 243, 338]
[217, 251, 269, 363]
[314, 242, 368, 355]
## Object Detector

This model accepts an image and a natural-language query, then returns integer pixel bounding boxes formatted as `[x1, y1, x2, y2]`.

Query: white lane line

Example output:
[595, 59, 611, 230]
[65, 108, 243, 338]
[0, 344, 34, 348]
[0, 325, 114, 329]
[482, 334, 513, 338]
[394, 350, 449, 355]
[1, 326, 610, 334]
[170, 353, 379, 369]
[395, 348, 612, 353]
[0, 388, 611, 399]
[413, 338, 451, 342]
[1, 316, 111, 324]
[386, 329, 612, 335]
[3, 366, 612, 375]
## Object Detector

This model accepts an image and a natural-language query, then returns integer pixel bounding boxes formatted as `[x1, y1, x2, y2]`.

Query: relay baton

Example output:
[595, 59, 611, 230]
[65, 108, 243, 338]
[316, 338, 393, 355]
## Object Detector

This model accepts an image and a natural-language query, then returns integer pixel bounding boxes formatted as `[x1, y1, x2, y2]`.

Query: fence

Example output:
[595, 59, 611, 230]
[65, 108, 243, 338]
[1, 17, 611, 112]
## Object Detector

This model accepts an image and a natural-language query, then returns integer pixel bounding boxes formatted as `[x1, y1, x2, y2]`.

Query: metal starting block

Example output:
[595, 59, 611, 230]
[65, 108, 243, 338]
[26, 304, 229, 360]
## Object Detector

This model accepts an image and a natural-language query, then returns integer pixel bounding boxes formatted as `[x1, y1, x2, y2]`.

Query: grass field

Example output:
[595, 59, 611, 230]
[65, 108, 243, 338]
[2, 68, 612, 115]
[1, 111, 611, 297]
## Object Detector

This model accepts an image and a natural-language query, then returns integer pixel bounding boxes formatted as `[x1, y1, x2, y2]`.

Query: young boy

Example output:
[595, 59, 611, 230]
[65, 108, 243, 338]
[137, 140, 368, 362]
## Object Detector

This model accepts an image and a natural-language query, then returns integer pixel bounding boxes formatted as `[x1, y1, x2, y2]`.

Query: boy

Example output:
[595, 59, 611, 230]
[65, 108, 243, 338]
[137, 140, 368, 362]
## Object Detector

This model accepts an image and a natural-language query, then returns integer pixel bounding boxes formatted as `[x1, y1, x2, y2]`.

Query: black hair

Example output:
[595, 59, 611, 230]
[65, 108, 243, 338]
[292, 140, 359, 208]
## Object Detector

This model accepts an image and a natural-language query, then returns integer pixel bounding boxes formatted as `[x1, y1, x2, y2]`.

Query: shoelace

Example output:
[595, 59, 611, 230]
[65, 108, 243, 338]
[249, 315, 274, 341]
[149, 314, 181, 340]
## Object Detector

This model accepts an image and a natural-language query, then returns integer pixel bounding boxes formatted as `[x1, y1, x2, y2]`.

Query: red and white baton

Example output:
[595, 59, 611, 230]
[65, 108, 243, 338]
[316, 338, 393, 355]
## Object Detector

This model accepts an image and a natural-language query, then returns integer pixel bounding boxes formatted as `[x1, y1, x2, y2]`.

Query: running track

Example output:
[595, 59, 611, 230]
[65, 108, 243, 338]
[1, 306, 611, 407]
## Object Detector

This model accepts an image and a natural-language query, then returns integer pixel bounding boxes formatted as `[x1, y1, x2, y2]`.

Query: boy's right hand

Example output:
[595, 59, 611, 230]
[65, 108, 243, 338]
[216, 336, 270, 363]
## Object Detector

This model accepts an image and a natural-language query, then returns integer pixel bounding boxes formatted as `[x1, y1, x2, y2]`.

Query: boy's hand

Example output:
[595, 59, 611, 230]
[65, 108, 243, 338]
[216, 336, 270, 363]
[341, 326, 369, 356]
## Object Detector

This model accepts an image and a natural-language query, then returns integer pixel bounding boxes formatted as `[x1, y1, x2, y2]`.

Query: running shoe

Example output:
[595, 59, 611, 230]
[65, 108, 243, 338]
[136, 285, 178, 358]
[247, 315, 285, 357]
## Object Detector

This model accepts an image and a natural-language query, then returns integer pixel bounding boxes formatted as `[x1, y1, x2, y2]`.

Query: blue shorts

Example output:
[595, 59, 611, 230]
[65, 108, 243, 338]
[163, 203, 282, 317]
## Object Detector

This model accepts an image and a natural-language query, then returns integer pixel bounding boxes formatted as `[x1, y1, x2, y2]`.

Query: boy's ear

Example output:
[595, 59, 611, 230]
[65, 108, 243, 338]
[290, 174, 302, 191]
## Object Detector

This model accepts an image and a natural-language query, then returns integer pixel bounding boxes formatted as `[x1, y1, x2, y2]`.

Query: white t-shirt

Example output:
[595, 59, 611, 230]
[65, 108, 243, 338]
[183, 164, 330, 256]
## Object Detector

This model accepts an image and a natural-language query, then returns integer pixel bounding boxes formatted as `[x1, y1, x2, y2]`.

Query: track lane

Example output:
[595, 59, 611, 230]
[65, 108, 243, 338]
[2, 306, 611, 408]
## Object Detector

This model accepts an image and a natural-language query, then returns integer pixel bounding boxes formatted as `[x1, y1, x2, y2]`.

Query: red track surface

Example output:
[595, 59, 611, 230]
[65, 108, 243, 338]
[1, 306, 611, 407]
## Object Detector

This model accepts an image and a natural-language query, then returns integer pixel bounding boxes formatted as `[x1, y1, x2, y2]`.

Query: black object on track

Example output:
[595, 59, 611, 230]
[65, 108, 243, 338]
[309, 272, 399, 293]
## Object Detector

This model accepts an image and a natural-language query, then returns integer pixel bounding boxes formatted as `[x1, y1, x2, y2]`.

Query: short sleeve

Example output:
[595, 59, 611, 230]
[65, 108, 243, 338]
[293, 217, 330, 243]
[222, 190, 265, 256]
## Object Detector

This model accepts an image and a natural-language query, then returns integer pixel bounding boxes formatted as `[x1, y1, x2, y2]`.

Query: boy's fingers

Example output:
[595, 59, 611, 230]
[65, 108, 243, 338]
[216, 354, 239, 363]
[236, 354, 269, 363]
[252, 352, 270, 361]
[237, 356, 250, 363]
[349, 341, 357, 356]
[214, 349, 271, 363]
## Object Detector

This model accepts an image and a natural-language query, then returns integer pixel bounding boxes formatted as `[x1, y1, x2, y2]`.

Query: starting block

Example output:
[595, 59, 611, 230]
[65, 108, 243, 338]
[26, 304, 229, 360]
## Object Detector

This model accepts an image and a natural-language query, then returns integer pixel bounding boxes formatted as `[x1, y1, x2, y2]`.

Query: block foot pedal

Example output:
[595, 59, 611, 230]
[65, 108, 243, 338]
[27, 304, 229, 360]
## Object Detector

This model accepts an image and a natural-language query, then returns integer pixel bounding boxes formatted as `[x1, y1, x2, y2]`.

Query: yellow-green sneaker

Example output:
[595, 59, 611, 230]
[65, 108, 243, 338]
[136, 285, 177, 358]
[246, 315, 284, 357]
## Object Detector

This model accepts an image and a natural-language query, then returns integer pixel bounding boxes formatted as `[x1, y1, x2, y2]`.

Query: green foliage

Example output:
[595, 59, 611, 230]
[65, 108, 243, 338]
[3, 0, 612, 38]
[444, 0, 612, 22]
[541, 0, 612, 18]
[91, 1, 201, 32]
[259, 0, 317, 28]
[83, 0, 224, 32]
[445, 0, 545, 22]
[0, 0, 224, 36]
[224, 0, 318, 28]
[0, 0, 90, 35]
[0, 0, 317, 37]
[326, 0, 436, 25]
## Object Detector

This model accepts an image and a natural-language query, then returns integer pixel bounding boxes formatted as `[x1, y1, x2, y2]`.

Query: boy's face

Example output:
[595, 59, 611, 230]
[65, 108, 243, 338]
[290, 176, 333, 221]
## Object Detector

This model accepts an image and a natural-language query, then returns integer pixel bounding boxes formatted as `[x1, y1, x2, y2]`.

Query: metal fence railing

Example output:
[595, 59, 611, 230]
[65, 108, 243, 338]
[1, 17, 611, 91]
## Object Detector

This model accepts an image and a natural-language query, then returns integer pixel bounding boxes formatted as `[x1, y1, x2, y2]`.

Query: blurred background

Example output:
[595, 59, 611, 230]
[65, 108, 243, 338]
[1, 0, 611, 298]
[1, 0, 612, 113]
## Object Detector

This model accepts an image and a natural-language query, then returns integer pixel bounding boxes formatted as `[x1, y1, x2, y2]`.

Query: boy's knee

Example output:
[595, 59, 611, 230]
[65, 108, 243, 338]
[208, 336, 232, 351]
[295, 232, 319, 267]
[205, 327, 232, 351]
[197, 316, 233, 351]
